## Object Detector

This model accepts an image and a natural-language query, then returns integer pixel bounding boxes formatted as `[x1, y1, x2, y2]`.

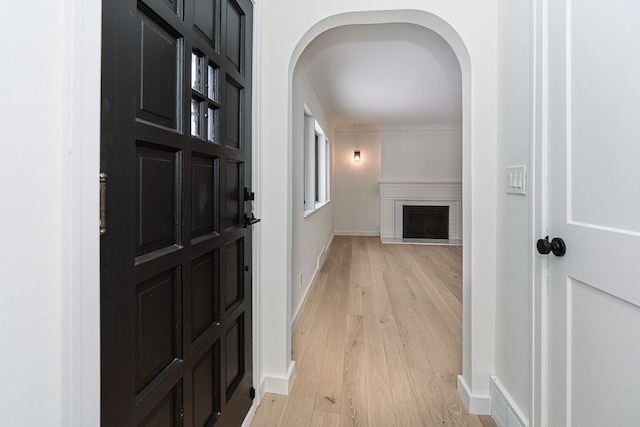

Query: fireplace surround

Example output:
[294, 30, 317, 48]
[379, 182, 462, 243]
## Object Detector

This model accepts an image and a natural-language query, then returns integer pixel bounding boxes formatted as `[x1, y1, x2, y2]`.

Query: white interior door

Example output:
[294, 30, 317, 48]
[546, 0, 640, 426]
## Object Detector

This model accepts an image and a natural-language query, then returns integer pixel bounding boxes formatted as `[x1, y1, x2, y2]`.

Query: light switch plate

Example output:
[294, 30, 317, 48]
[506, 166, 526, 195]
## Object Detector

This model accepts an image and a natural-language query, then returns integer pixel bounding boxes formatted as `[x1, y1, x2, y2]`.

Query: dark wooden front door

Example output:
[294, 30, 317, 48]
[100, 0, 254, 425]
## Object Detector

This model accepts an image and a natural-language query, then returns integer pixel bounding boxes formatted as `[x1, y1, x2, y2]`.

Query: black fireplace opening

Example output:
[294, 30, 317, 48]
[403, 205, 449, 239]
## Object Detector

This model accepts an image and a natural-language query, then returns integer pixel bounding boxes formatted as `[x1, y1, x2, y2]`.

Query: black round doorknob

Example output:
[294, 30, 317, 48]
[550, 237, 566, 256]
[536, 236, 566, 257]
[537, 237, 552, 255]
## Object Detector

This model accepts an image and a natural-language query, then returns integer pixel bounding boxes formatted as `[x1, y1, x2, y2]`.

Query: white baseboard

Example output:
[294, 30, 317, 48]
[457, 375, 492, 415]
[334, 230, 379, 236]
[262, 361, 296, 395]
[490, 376, 528, 427]
[317, 233, 334, 271]
[291, 234, 335, 329]
[291, 270, 318, 330]
[380, 237, 463, 246]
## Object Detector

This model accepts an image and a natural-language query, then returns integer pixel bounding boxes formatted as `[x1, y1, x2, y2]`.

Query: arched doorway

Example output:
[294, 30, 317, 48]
[255, 6, 497, 415]
[286, 8, 476, 408]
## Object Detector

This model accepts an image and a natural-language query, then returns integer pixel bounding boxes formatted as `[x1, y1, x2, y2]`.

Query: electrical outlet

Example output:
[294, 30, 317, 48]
[298, 272, 303, 288]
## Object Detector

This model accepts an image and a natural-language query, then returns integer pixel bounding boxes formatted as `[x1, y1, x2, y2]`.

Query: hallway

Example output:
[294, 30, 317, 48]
[251, 236, 495, 426]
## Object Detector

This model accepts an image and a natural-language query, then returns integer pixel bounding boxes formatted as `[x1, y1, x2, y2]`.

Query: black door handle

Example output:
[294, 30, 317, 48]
[243, 213, 261, 228]
[244, 187, 255, 201]
[536, 236, 566, 257]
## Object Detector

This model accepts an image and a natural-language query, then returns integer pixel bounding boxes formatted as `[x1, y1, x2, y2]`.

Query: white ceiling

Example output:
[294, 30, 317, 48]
[299, 24, 462, 128]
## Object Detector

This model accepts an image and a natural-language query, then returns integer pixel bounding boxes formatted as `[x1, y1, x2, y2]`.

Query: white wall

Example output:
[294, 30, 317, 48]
[1, 2, 69, 425]
[0, 4, 65, 424]
[334, 127, 461, 237]
[259, 1, 498, 410]
[334, 130, 381, 235]
[381, 128, 462, 183]
[291, 62, 335, 323]
[494, 0, 533, 423]
[1, 2, 102, 425]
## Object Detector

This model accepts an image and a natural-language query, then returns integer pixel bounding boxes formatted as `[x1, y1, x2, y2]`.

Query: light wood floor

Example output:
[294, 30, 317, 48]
[250, 236, 495, 427]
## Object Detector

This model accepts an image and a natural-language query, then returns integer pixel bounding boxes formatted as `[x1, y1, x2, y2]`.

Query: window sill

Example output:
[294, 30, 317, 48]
[303, 200, 331, 218]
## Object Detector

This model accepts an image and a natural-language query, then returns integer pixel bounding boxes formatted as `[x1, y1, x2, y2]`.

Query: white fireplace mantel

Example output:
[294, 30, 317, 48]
[379, 182, 463, 243]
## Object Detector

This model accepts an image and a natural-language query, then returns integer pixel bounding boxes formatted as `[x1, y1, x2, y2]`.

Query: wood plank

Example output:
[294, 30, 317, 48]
[340, 314, 368, 426]
[292, 270, 329, 361]
[361, 238, 397, 426]
[249, 393, 288, 427]
[279, 239, 347, 425]
[292, 237, 342, 361]
[406, 299, 460, 375]
[378, 306, 427, 424]
[403, 261, 462, 348]
[365, 236, 392, 273]
[435, 372, 486, 427]
[310, 410, 341, 426]
[433, 245, 463, 269]
[480, 415, 498, 427]
[418, 245, 463, 303]
[383, 246, 460, 374]
[313, 238, 352, 414]
[347, 237, 364, 316]
[398, 248, 463, 338]
[380, 269, 454, 425]
[405, 246, 463, 322]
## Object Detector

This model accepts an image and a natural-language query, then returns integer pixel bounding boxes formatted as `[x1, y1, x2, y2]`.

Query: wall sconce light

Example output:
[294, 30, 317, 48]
[354, 150, 361, 162]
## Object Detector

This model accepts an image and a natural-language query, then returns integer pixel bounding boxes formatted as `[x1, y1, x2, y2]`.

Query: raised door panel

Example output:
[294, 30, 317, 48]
[191, 251, 220, 341]
[224, 238, 244, 312]
[194, 0, 219, 45]
[192, 346, 221, 426]
[137, 12, 182, 130]
[139, 385, 182, 427]
[567, 279, 640, 426]
[135, 269, 182, 393]
[224, 315, 245, 400]
[223, 160, 242, 229]
[136, 145, 181, 256]
[568, 0, 640, 234]
[224, 78, 242, 149]
[191, 155, 219, 239]
[225, 0, 243, 73]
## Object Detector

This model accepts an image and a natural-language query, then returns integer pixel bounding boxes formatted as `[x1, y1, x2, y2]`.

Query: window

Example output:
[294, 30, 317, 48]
[191, 50, 219, 143]
[304, 109, 330, 215]
[315, 133, 319, 204]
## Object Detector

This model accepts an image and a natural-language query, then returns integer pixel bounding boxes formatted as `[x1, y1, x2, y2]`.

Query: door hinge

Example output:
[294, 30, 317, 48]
[180, 407, 184, 425]
[249, 387, 256, 400]
[99, 173, 107, 235]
